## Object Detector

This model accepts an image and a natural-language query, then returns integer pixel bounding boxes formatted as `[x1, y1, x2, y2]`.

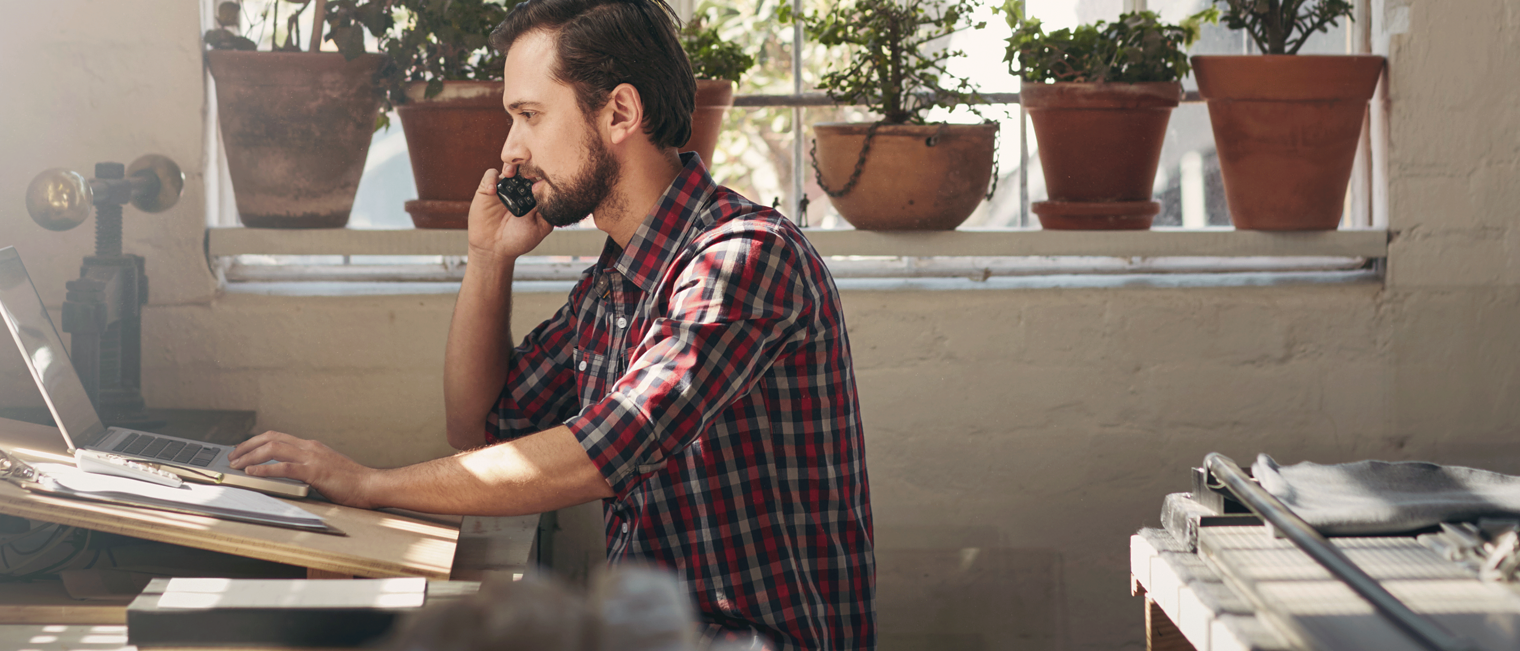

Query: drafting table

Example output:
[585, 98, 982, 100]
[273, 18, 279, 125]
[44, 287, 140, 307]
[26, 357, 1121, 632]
[0, 416, 460, 579]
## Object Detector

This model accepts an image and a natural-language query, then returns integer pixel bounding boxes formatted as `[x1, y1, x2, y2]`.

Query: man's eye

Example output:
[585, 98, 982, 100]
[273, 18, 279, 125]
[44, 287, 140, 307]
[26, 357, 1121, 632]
[519, 111, 536, 120]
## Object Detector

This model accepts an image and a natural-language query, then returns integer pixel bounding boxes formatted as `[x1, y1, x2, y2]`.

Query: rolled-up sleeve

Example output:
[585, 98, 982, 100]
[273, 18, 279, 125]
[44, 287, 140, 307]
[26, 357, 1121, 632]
[565, 227, 814, 496]
[487, 288, 584, 443]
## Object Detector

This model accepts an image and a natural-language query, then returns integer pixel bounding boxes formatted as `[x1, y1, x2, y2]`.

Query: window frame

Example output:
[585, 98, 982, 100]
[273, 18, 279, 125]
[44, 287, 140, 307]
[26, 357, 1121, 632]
[204, 0, 1388, 284]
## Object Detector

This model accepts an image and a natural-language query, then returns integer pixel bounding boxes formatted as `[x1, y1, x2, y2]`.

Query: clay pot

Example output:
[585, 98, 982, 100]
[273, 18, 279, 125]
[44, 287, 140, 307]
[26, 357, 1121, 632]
[680, 79, 734, 170]
[1022, 82, 1181, 230]
[207, 51, 385, 228]
[1193, 55, 1384, 230]
[398, 81, 512, 229]
[812, 122, 997, 231]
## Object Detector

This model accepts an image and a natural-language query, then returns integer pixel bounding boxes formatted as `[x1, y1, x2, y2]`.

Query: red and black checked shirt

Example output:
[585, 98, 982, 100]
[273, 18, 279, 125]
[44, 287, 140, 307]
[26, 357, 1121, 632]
[488, 154, 875, 650]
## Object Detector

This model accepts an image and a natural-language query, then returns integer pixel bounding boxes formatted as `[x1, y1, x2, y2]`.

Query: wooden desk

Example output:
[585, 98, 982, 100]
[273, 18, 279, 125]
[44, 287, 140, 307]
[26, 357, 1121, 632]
[0, 417, 459, 581]
[0, 416, 543, 635]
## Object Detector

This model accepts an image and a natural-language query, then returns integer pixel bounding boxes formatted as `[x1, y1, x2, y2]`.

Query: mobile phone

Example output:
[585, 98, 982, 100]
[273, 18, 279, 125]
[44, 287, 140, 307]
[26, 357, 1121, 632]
[496, 173, 537, 217]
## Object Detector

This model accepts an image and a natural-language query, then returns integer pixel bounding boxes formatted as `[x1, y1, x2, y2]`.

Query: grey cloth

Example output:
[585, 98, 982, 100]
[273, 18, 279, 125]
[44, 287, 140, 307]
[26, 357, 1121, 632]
[1252, 454, 1520, 536]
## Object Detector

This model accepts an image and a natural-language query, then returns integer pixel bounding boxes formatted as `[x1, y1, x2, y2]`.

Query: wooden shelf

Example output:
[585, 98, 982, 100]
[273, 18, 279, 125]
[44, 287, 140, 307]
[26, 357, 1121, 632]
[207, 227, 1388, 259]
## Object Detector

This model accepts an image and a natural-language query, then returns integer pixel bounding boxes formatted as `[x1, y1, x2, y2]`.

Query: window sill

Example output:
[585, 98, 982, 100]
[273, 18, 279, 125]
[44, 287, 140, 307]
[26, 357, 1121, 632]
[206, 227, 1388, 259]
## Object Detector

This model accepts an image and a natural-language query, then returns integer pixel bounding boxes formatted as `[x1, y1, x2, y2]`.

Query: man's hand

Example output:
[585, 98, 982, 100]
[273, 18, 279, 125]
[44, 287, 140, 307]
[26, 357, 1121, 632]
[228, 431, 380, 509]
[469, 168, 553, 265]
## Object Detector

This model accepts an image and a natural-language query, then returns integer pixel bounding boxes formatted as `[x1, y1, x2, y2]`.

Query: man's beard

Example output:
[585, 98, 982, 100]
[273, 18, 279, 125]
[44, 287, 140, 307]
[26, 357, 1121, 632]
[533, 128, 621, 228]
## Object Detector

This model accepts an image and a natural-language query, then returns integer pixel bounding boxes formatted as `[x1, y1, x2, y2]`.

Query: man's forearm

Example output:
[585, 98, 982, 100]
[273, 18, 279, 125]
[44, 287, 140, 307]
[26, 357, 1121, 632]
[363, 426, 614, 515]
[443, 255, 517, 450]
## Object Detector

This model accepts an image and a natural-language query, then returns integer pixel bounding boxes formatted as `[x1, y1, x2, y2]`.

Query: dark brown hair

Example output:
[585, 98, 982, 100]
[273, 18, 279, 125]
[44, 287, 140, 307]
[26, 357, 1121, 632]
[489, 0, 696, 150]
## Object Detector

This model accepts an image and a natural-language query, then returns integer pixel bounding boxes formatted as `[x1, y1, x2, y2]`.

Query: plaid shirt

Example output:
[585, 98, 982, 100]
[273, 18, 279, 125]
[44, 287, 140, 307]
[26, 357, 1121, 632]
[489, 154, 875, 650]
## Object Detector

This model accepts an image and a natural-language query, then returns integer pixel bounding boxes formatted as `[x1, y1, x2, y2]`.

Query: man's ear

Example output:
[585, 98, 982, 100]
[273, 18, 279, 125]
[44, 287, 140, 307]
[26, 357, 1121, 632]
[602, 83, 643, 146]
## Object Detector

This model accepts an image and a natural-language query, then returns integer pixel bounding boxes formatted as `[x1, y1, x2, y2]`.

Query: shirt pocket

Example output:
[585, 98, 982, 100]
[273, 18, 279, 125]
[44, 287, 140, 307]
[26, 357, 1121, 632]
[574, 348, 615, 409]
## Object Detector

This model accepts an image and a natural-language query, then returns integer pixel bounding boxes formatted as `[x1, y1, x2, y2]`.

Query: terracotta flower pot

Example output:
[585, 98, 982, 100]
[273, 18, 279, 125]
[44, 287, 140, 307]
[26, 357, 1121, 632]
[207, 51, 385, 229]
[1193, 55, 1384, 230]
[812, 122, 997, 231]
[397, 81, 512, 229]
[1022, 81, 1181, 230]
[680, 79, 734, 170]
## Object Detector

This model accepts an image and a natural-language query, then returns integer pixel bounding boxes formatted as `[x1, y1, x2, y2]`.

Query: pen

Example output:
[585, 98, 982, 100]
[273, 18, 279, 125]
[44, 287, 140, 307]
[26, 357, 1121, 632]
[152, 463, 225, 485]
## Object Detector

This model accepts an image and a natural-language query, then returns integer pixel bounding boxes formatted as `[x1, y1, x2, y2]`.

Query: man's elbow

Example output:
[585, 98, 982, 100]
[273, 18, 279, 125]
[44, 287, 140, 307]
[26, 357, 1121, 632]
[446, 421, 489, 451]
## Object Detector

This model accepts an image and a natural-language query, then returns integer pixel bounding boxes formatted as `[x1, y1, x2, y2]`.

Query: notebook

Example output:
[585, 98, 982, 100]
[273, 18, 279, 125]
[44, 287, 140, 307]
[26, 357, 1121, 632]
[0, 246, 308, 498]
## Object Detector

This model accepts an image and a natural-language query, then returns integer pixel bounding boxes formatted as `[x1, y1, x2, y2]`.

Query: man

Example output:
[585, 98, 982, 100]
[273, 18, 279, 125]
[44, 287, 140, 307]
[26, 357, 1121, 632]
[228, 0, 874, 648]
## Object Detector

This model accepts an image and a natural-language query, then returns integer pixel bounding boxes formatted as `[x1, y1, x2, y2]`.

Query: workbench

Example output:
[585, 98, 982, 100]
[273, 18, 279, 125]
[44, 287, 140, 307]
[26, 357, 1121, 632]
[1131, 517, 1520, 651]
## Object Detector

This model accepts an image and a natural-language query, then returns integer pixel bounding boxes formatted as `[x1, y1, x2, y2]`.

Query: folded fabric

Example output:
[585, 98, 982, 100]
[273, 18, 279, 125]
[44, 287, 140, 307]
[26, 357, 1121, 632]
[1252, 454, 1520, 536]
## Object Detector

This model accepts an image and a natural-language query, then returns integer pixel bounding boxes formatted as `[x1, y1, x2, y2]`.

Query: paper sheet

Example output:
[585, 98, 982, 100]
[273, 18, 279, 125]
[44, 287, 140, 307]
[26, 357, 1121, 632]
[33, 463, 323, 525]
[156, 577, 426, 610]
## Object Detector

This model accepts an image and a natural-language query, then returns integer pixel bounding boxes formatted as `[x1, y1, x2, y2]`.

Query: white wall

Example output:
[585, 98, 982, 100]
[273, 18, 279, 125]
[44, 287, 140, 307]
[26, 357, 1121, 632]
[2, 1, 1517, 649]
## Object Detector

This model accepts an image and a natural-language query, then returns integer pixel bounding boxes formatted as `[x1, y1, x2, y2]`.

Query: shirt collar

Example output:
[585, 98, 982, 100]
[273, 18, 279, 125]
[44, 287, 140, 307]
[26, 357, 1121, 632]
[603, 152, 716, 293]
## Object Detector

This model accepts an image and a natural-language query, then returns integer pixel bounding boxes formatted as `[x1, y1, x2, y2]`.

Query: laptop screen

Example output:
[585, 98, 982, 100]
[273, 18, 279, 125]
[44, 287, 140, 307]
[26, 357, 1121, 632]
[0, 247, 108, 449]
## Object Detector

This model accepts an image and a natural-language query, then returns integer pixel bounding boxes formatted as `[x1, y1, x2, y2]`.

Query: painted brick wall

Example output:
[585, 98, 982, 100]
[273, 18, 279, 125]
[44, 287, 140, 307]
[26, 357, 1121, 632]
[1, 0, 1517, 649]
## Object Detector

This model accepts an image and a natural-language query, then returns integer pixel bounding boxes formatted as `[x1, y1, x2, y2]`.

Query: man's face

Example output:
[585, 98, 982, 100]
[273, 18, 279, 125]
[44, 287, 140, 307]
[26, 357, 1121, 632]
[500, 30, 621, 227]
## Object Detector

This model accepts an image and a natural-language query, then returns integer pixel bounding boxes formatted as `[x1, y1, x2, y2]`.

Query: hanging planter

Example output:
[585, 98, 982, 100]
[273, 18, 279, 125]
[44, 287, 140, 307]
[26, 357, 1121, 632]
[1193, 55, 1384, 230]
[397, 81, 511, 229]
[813, 123, 997, 230]
[798, 0, 996, 231]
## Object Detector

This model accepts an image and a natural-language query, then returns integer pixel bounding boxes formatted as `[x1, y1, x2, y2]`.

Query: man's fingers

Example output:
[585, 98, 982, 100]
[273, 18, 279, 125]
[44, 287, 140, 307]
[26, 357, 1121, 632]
[228, 438, 302, 470]
[230, 430, 289, 461]
[243, 460, 303, 480]
[477, 168, 501, 193]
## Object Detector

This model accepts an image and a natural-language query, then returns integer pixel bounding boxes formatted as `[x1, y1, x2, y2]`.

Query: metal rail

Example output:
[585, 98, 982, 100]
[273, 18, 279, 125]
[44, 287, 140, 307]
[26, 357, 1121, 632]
[731, 90, 1205, 108]
[1202, 453, 1478, 651]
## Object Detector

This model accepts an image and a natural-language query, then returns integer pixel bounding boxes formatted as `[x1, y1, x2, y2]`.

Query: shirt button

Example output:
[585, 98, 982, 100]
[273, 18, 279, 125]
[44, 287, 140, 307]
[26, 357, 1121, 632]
[578, 361, 588, 371]
[621, 522, 629, 534]
[616, 317, 628, 329]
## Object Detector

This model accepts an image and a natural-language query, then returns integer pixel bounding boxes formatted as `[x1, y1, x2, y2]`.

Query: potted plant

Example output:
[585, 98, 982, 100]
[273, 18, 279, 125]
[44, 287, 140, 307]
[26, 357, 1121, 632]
[205, 0, 391, 229]
[679, 11, 757, 171]
[365, 0, 520, 229]
[792, 0, 997, 231]
[1193, 0, 1382, 230]
[1002, 1, 1216, 230]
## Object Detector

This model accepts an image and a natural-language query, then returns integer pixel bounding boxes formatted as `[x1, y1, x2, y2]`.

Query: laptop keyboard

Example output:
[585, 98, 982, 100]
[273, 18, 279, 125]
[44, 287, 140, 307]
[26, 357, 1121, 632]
[111, 432, 218, 467]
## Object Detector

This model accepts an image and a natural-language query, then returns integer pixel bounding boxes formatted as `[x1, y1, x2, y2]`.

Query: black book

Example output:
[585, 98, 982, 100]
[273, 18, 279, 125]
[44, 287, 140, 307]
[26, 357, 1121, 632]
[126, 577, 430, 647]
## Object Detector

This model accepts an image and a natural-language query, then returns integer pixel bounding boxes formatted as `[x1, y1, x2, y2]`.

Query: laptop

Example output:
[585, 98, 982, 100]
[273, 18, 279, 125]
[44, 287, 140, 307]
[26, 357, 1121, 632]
[0, 246, 308, 498]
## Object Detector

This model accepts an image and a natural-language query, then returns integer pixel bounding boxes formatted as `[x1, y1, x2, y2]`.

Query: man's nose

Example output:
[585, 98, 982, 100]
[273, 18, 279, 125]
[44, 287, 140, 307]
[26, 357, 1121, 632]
[501, 125, 526, 171]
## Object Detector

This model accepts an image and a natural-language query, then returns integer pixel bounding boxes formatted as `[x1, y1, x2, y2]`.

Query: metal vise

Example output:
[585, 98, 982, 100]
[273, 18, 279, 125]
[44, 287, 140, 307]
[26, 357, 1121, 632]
[24, 155, 183, 424]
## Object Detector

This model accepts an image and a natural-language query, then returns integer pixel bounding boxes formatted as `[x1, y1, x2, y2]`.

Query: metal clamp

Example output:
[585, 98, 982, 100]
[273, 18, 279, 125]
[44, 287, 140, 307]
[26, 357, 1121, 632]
[0, 449, 44, 491]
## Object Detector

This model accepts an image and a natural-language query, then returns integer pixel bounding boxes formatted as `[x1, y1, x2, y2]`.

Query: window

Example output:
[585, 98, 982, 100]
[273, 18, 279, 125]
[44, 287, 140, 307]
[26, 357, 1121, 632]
[711, 0, 1366, 229]
[206, 0, 1385, 284]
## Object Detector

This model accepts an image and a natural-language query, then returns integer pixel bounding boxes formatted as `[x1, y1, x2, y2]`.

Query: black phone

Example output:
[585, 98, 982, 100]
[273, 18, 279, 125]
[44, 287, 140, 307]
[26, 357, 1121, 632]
[496, 173, 537, 217]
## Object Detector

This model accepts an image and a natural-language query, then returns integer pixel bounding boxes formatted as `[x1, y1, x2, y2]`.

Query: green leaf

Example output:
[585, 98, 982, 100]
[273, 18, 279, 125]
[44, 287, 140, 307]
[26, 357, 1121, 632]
[1208, 0, 1352, 54]
[1004, 8, 1212, 83]
[799, 0, 987, 124]
[332, 23, 367, 60]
